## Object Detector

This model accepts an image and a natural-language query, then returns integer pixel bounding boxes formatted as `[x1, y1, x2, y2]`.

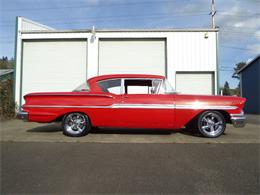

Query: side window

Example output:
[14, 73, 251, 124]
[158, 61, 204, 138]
[98, 79, 122, 94]
[124, 79, 161, 94]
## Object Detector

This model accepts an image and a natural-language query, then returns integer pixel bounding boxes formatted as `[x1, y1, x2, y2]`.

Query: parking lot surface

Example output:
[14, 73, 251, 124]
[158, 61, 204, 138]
[1, 115, 259, 143]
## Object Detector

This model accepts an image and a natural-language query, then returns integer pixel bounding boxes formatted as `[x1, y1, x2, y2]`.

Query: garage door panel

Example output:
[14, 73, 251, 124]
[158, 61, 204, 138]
[22, 40, 87, 104]
[176, 73, 213, 95]
[99, 39, 166, 75]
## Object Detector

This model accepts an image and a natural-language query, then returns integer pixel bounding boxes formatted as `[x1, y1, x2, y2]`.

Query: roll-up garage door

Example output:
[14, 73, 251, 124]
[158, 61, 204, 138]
[98, 39, 166, 75]
[176, 72, 214, 95]
[22, 40, 87, 104]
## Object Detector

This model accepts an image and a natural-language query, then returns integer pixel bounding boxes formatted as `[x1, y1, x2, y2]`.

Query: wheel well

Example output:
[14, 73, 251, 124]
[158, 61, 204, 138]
[186, 109, 232, 128]
[52, 115, 64, 122]
[215, 110, 232, 123]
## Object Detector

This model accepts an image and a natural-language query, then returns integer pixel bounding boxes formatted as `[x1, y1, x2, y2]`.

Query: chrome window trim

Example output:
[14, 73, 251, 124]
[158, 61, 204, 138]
[121, 78, 125, 95]
[97, 77, 163, 95]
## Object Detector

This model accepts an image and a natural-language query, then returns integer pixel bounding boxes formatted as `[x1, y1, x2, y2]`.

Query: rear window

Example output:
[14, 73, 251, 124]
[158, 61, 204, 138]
[98, 79, 122, 94]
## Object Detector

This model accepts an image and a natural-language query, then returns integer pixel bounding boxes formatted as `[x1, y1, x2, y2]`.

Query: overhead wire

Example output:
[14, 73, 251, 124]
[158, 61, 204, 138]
[0, 0, 184, 12]
[0, 10, 209, 24]
[0, 12, 209, 27]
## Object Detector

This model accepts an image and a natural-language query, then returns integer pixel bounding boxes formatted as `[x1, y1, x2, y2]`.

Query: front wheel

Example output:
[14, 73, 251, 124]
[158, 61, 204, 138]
[62, 112, 91, 137]
[197, 111, 226, 138]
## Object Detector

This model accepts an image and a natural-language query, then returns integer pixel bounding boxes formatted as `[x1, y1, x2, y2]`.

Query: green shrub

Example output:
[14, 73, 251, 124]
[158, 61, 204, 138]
[0, 78, 16, 120]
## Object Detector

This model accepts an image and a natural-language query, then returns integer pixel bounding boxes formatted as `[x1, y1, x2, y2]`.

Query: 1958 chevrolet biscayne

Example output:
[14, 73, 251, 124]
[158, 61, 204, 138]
[18, 74, 246, 138]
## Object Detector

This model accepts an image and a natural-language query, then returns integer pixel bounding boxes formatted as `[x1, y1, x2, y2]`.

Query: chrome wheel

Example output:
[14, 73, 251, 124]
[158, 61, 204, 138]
[198, 111, 226, 138]
[63, 113, 89, 136]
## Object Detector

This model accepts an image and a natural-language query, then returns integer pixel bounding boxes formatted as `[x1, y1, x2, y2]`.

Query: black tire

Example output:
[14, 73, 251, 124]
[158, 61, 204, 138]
[62, 112, 91, 137]
[197, 111, 226, 138]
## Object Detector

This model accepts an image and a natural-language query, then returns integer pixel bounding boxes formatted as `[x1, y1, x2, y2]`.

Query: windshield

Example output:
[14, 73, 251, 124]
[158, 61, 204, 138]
[73, 82, 89, 92]
[159, 79, 176, 94]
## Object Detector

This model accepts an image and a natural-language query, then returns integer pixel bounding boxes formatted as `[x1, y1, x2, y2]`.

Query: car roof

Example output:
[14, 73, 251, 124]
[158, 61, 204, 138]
[87, 74, 165, 83]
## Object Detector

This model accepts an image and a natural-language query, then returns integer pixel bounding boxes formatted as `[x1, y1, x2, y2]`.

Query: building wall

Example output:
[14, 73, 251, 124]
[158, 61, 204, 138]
[15, 17, 218, 108]
[241, 58, 260, 114]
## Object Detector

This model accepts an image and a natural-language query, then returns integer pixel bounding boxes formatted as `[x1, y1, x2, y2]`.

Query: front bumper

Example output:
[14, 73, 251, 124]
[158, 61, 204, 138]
[17, 111, 28, 121]
[230, 112, 246, 128]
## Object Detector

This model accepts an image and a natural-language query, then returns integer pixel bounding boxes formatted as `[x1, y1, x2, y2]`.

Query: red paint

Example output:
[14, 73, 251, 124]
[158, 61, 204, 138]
[22, 74, 246, 129]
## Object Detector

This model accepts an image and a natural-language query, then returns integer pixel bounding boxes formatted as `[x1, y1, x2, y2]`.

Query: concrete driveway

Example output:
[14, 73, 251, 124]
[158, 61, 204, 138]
[1, 115, 259, 143]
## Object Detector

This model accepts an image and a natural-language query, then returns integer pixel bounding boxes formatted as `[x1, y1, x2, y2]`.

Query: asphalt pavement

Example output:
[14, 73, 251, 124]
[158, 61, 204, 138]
[0, 114, 259, 194]
[1, 142, 259, 194]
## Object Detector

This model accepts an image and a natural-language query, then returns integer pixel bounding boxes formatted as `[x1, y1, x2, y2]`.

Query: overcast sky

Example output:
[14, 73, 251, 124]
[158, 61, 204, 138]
[0, 0, 259, 88]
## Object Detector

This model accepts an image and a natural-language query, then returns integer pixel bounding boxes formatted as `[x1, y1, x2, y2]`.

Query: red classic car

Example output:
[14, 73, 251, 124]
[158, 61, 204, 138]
[18, 74, 246, 138]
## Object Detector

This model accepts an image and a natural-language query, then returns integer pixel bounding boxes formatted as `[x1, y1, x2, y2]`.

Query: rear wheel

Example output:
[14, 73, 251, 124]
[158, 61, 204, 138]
[62, 112, 91, 137]
[197, 111, 226, 138]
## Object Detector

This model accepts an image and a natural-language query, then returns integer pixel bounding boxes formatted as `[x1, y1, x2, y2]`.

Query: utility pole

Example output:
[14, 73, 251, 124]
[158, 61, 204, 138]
[211, 0, 216, 28]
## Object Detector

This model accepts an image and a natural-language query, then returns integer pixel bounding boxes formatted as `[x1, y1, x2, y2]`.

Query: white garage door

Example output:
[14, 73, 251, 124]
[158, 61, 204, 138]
[99, 39, 166, 75]
[22, 40, 87, 104]
[176, 72, 214, 95]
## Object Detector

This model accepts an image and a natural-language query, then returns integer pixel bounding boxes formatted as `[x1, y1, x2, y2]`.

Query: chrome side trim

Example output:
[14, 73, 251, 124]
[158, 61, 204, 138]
[25, 93, 114, 98]
[23, 104, 174, 109]
[24, 105, 111, 108]
[112, 104, 175, 109]
[23, 104, 238, 110]
[175, 105, 237, 110]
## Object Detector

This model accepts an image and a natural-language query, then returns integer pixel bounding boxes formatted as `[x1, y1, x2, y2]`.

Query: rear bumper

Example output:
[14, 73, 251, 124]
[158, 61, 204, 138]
[230, 112, 246, 128]
[17, 111, 28, 121]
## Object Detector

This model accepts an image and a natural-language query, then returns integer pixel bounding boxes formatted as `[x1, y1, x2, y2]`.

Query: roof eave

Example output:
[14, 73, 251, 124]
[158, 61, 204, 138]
[20, 28, 219, 34]
[237, 55, 260, 74]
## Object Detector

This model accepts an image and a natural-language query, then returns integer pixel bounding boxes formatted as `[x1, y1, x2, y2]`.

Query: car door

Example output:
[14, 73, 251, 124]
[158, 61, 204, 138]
[118, 79, 175, 128]
[89, 78, 123, 127]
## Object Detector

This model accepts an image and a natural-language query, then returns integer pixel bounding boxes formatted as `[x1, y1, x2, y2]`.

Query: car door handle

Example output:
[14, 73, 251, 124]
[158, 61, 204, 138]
[122, 96, 129, 99]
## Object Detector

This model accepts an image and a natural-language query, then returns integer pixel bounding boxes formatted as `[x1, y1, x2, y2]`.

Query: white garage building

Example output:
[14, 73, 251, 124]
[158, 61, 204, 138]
[15, 17, 219, 108]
